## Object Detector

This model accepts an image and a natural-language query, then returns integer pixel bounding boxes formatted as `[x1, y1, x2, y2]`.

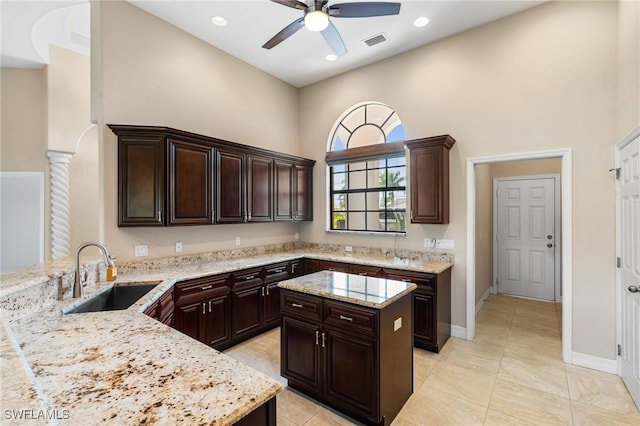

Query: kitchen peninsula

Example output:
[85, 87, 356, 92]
[0, 244, 452, 425]
[279, 271, 416, 426]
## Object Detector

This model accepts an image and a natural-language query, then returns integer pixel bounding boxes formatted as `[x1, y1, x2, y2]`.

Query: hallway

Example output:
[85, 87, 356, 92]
[224, 294, 640, 425]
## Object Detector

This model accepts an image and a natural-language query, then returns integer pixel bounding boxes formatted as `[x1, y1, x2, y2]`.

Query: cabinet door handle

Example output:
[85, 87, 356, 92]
[315, 330, 319, 345]
[358, 272, 367, 276]
[261, 287, 265, 297]
[201, 285, 213, 290]
[245, 275, 255, 280]
[211, 211, 215, 224]
[266, 286, 270, 295]
[410, 210, 414, 220]
[202, 304, 206, 315]
[339, 315, 353, 322]
[248, 211, 252, 221]
[291, 303, 303, 308]
[401, 279, 411, 283]
[321, 332, 326, 348]
[158, 210, 162, 223]
[208, 300, 212, 312]
[327, 268, 335, 271]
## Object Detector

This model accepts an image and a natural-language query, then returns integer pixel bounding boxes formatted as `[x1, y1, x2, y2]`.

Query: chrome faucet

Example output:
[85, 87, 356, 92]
[74, 241, 115, 298]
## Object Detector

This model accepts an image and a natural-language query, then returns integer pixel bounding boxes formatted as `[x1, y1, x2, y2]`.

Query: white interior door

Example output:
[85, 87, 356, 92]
[495, 177, 556, 301]
[619, 135, 640, 409]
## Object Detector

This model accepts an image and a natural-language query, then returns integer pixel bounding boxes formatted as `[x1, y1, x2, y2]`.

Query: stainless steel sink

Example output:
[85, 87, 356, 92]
[66, 284, 157, 314]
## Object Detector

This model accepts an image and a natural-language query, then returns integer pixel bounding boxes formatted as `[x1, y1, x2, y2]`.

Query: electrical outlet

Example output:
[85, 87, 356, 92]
[436, 239, 454, 250]
[294, 232, 299, 241]
[235, 236, 241, 246]
[134, 245, 148, 257]
[424, 238, 436, 248]
[175, 242, 183, 253]
[345, 245, 353, 252]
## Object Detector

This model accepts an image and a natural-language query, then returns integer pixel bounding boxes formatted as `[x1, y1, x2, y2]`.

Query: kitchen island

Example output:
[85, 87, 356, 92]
[278, 271, 416, 426]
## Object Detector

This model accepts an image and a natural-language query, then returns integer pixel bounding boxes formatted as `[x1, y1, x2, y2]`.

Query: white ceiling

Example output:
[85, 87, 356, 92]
[1, 0, 544, 87]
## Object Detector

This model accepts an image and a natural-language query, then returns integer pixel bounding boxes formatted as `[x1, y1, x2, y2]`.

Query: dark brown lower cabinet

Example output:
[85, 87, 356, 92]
[384, 267, 451, 353]
[174, 274, 232, 350]
[281, 289, 412, 425]
[235, 397, 276, 426]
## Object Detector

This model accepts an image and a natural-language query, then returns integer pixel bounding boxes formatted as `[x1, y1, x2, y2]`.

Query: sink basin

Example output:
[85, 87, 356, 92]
[66, 284, 157, 314]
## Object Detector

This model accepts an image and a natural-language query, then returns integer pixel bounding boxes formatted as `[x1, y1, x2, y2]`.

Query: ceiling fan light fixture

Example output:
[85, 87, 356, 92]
[305, 10, 329, 32]
[325, 53, 338, 61]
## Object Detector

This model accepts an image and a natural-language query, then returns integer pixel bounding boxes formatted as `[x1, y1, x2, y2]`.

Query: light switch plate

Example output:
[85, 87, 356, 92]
[175, 242, 183, 253]
[235, 236, 240, 246]
[435, 239, 454, 250]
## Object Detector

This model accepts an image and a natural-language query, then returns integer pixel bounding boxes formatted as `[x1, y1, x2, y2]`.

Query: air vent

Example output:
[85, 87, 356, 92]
[363, 33, 388, 47]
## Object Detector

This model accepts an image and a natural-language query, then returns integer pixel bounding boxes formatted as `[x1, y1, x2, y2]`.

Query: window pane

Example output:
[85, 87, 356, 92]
[333, 194, 346, 211]
[390, 191, 406, 209]
[367, 211, 381, 231]
[348, 161, 367, 172]
[387, 155, 406, 167]
[342, 106, 365, 133]
[332, 212, 347, 229]
[332, 172, 347, 191]
[332, 126, 351, 152]
[349, 170, 367, 190]
[348, 192, 366, 210]
[346, 211, 366, 230]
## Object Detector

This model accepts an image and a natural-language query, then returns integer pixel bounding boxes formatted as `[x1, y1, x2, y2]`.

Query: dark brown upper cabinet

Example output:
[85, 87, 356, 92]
[168, 138, 215, 226]
[109, 125, 314, 227]
[405, 135, 456, 224]
[115, 128, 165, 226]
[216, 150, 273, 223]
[274, 160, 313, 221]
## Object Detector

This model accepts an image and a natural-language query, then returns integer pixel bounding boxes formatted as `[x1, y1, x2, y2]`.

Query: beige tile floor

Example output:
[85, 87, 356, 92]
[224, 294, 640, 425]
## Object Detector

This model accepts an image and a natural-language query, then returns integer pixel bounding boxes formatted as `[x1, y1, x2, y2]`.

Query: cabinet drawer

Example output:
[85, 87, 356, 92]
[384, 269, 435, 293]
[264, 262, 290, 284]
[176, 275, 231, 304]
[323, 299, 378, 337]
[349, 264, 382, 277]
[281, 290, 322, 321]
[320, 261, 350, 273]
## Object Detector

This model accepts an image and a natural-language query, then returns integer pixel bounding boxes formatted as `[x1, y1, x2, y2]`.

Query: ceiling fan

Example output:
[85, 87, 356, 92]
[263, 0, 401, 56]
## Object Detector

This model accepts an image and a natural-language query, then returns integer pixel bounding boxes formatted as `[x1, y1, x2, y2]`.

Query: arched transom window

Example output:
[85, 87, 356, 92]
[326, 102, 406, 233]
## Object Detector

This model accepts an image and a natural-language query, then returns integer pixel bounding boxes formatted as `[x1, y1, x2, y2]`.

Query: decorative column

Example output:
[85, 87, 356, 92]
[47, 151, 74, 259]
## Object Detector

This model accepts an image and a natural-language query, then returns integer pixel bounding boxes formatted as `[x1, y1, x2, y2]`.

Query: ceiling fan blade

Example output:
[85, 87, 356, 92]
[262, 17, 305, 49]
[328, 2, 401, 18]
[321, 21, 347, 56]
[270, 0, 308, 10]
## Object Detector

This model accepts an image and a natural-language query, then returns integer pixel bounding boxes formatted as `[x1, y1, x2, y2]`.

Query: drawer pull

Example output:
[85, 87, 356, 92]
[401, 279, 411, 283]
[358, 272, 367, 276]
[291, 303, 304, 308]
[339, 315, 354, 322]
[245, 275, 255, 280]
[327, 268, 335, 271]
[201, 285, 213, 290]
[272, 268, 285, 273]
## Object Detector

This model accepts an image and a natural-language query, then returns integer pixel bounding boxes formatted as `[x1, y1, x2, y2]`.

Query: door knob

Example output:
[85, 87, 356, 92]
[547, 235, 553, 240]
[629, 286, 639, 293]
[547, 243, 553, 248]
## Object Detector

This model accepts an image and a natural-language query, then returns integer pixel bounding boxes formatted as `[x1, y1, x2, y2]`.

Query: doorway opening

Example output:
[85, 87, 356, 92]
[466, 149, 573, 364]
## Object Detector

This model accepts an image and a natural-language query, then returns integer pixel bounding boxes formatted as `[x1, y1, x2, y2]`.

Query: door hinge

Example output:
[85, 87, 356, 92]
[616, 168, 621, 180]
[617, 257, 621, 268]
[618, 344, 622, 356]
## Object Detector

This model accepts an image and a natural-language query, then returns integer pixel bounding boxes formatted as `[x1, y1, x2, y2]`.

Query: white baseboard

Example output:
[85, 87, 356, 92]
[571, 351, 617, 374]
[475, 287, 493, 314]
[450, 325, 468, 340]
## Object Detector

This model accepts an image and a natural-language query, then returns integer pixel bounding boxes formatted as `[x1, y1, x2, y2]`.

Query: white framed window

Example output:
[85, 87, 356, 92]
[326, 102, 406, 234]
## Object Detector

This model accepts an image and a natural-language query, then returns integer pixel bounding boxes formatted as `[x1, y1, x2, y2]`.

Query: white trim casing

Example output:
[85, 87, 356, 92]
[466, 149, 573, 365]
[615, 124, 640, 377]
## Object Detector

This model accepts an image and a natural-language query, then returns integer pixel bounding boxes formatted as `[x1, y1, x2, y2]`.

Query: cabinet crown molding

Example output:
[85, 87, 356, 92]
[404, 134, 456, 150]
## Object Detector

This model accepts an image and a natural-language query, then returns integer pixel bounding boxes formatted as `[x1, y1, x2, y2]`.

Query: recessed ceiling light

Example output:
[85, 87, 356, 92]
[414, 16, 430, 28]
[325, 54, 338, 61]
[211, 16, 227, 27]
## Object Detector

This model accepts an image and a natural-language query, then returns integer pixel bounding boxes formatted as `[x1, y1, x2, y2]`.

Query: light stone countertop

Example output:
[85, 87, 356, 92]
[278, 270, 417, 309]
[1, 245, 453, 425]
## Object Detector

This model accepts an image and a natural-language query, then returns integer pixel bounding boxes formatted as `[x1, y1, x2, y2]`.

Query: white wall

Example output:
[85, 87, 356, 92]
[299, 1, 620, 359]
